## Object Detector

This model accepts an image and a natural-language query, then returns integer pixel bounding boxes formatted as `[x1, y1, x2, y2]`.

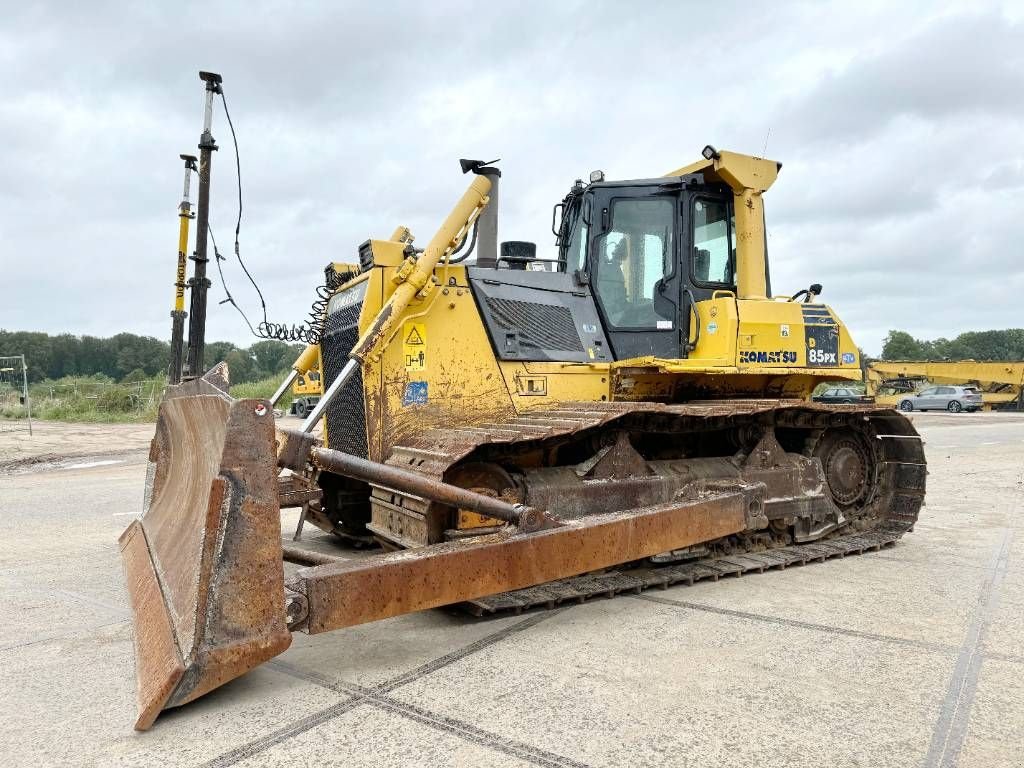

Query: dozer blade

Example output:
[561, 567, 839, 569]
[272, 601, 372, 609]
[119, 369, 290, 730]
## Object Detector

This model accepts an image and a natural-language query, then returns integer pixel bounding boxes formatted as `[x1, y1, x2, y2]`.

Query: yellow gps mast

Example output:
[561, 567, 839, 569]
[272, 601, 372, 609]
[168, 153, 197, 384]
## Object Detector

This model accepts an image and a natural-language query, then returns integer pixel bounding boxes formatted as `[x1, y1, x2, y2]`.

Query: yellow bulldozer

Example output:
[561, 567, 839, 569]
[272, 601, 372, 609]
[287, 362, 322, 419]
[121, 87, 926, 729]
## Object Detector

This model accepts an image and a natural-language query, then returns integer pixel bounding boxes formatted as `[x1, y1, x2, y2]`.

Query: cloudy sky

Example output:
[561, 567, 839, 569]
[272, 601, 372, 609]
[2, 1, 1021, 355]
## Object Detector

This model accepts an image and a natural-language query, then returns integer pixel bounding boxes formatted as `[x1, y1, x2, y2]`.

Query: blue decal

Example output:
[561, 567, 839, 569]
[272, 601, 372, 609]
[403, 381, 428, 405]
[841, 352, 856, 364]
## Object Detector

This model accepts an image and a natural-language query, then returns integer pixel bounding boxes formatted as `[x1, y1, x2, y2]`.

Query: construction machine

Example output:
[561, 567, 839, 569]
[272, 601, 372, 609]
[287, 362, 322, 418]
[867, 360, 1024, 410]
[121, 139, 927, 729]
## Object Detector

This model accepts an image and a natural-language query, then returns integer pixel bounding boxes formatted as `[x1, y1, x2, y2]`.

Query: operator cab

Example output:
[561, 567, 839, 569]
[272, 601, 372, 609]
[467, 156, 774, 365]
[556, 173, 766, 360]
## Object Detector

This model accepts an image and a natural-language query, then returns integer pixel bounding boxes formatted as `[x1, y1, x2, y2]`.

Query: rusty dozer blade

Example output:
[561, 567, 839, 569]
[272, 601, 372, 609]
[118, 367, 290, 730]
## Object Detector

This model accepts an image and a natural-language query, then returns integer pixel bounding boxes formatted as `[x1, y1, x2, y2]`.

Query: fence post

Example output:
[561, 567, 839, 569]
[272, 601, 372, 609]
[20, 355, 32, 436]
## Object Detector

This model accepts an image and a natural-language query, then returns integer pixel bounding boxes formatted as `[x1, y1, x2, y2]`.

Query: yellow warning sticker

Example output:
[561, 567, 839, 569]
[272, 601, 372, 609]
[403, 322, 426, 371]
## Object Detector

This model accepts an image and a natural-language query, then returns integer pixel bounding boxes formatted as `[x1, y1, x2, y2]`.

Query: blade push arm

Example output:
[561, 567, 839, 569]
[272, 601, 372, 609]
[299, 172, 492, 431]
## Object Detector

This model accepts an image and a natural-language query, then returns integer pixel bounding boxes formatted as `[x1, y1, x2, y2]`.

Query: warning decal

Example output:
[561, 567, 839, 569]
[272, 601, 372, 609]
[403, 322, 427, 371]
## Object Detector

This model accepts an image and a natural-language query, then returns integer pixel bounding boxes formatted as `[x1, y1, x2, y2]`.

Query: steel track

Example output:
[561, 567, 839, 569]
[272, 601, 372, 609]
[462, 522, 912, 615]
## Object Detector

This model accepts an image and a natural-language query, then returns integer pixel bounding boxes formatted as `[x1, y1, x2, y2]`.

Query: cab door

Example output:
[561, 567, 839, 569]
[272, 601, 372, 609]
[588, 187, 681, 360]
[678, 191, 738, 356]
[685, 193, 736, 302]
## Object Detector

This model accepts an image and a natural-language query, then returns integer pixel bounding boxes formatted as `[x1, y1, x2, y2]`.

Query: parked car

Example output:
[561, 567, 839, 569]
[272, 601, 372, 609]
[812, 386, 874, 404]
[897, 385, 983, 413]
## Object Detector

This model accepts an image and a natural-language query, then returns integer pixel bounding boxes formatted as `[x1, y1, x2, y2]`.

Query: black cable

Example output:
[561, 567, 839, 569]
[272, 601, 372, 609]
[219, 89, 268, 316]
[256, 267, 353, 344]
[215, 87, 340, 344]
[448, 219, 480, 264]
[210, 224, 259, 336]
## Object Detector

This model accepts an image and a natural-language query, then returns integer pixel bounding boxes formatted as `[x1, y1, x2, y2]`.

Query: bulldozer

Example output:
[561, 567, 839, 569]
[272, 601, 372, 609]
[121, 143, 927, 729]
[287, 362, 322, 418]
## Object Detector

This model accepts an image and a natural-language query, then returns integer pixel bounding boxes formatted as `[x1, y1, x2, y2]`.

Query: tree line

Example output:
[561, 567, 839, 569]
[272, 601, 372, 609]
[7, 327, 1020, 383]
[0, 330, 303, 383]
[880, 329, 1024, 362]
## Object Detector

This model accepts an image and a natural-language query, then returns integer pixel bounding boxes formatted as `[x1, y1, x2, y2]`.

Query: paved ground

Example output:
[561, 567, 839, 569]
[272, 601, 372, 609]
[0, 411, 1021, 767]
[0, 419, 153, 467]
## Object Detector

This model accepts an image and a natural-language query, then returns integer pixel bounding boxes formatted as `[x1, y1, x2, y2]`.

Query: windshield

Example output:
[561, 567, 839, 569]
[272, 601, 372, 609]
[594, 198, 674, 328]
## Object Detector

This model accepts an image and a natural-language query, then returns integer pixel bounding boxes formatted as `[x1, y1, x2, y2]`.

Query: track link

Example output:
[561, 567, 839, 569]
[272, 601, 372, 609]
[463, 522, 910, 615]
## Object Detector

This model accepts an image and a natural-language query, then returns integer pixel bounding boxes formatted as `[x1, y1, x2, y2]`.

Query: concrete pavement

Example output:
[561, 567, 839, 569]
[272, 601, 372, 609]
[0, 411, 1021, 767]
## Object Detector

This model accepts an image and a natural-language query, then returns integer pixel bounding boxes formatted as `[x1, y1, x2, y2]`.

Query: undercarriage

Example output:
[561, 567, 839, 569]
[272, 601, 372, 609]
[305, 400, 925, 613]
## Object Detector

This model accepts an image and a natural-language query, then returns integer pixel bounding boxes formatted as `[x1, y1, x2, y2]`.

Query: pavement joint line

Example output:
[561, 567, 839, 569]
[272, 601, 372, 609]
[201, 609, 561, 768]
[632, 594, 956, 653]
[922, 528, 1013, 768]
[1, 572, 131, 618]
[269, 659, 593, 768]
[0, 618, 128, 654]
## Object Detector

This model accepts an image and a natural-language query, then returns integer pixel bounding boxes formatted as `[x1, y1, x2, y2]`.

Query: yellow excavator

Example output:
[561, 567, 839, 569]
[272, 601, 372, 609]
[866, 360, 1024, 411]
[122, 98, 926, 728]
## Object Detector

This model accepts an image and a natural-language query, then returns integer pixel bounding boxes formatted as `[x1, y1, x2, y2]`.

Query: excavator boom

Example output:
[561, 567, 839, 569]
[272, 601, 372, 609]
[867, 359, 1024, 409]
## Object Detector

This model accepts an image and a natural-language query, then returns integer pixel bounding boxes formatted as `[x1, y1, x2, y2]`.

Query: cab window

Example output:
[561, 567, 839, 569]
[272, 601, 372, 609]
[567, 219, 589, 273]
[693, 199, 735, 285]
[594, 198, 674, 328]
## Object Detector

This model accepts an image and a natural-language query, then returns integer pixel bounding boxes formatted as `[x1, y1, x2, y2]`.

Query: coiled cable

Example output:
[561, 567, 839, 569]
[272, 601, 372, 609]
[214, 86, 354, 345]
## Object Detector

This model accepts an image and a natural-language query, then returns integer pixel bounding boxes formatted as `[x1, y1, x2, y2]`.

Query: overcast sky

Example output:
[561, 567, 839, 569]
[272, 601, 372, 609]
[1, 1, 1021, 355]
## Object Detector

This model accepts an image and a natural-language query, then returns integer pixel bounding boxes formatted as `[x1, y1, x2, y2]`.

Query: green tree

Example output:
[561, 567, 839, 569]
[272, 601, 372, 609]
[110, 333, 169, 378]
[224, 348, 257, 383]
[80, 335, 117, 378]
[249, 340, 302, 378]
[881, 331, 926, 361]
[881, 328, 1024, 361]
[205, 341, 238, 368]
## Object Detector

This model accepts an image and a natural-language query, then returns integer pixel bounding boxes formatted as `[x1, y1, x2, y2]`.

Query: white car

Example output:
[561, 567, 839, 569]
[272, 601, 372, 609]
[897, 385, 983, 413]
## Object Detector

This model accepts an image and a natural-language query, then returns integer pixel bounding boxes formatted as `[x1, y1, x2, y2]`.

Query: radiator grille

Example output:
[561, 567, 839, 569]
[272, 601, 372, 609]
[321, 296, 367, 458]
[484, 297, 583, 352]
